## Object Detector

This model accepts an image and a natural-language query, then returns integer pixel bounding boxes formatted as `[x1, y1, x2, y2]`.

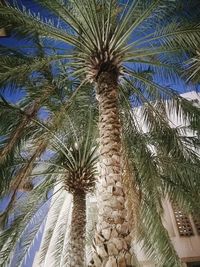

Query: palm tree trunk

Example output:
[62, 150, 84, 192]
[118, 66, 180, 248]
[0, 117, 28, 163]
[69, 190, 86, 267]
[0, 141, 47, 229]
[91, 72, 133, 266]
[0, 99, 41, 163]
[15, 140, 47, 190]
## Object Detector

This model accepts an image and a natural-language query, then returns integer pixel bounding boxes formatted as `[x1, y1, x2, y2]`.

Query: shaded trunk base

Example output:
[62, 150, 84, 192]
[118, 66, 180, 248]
[88, 181, 134, 266]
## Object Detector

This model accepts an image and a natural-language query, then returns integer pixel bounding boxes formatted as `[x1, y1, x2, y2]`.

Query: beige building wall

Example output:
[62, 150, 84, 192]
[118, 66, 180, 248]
[134, 198, 200, 267]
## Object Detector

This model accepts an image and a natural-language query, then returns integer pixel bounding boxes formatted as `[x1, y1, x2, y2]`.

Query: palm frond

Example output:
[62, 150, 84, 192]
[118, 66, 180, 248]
[38, 190, 72, 265]
[184, 50, 200, 83]
[0, 4, 79, 46]
[0, 175, 57, 266]
[138, 196, 181, 267]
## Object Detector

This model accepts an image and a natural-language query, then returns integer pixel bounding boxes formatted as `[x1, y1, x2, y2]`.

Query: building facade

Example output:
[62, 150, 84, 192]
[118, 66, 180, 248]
[134, 197, 200, 267]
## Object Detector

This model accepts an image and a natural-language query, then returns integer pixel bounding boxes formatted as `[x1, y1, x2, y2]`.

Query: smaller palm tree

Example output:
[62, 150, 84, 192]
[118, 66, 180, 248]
[0, 107, 98, 267]
[0, 48, 95, 230]
[46, 118, 98, 267]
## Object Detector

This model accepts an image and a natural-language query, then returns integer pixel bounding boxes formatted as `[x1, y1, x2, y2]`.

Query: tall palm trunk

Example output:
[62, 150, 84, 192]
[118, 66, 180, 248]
[0, 141, 47, 229]
[0, 117, 28, 163]
[69, 190, 86, 267]
[0, 100, 40, 163]
[91, 72, 133, 266]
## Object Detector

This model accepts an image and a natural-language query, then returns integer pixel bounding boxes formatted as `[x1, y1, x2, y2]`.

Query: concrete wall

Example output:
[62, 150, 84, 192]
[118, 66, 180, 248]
[165, 199, 200, 264]
[133, 197, 200, 266]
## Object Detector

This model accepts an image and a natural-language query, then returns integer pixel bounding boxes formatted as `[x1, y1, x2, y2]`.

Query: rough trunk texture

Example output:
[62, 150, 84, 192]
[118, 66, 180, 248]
[122, 162, 140, 253]
[69, 191, 86, 267]
[90, 72, 133, 266]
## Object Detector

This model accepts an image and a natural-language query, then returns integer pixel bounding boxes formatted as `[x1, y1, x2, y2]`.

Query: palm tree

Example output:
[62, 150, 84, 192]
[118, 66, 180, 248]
[0, 40, 55, 166]
[35, 114, 98, 267]
[52, 127, 98, 267]
[0, 49, 65, 227]
[0, 35, 98, 266]
[0, 1, 200, 266]
[0, 70, 96, 228]
[0, 40, 53, 201]
[0, 98, 98, 267]
[0, 45, 96, 234]
[0, 33, 92, 218]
